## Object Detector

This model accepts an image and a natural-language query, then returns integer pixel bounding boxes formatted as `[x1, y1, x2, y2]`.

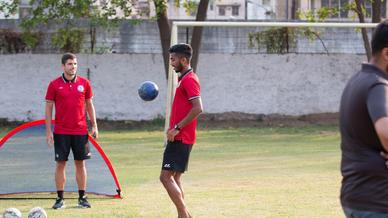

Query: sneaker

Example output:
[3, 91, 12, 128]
[78, 196, 91, 208]
[52, 197, 65, 209]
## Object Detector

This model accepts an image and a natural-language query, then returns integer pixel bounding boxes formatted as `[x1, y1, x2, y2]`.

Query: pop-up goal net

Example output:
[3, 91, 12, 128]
[0, 120, 121, 199]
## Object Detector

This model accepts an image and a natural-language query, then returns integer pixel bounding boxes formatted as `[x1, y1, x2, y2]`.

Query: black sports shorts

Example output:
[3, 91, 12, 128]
[53, 134, 91, 161]
[162, 140, 193, 173]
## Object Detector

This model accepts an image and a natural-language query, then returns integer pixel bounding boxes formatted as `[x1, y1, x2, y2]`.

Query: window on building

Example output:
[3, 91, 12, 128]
[232, 6, 239, 16]
[219, 6, 226, 16]
[321, 0, 349, 18]
[365, 0, 387, 18]
[210, 4, 213, 11]
[321, 0, 387, 19]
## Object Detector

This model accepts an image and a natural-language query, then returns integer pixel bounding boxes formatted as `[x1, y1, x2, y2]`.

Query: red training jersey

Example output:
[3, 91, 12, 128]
[45, 74, 93, 135]
[169, 70, 201, 144]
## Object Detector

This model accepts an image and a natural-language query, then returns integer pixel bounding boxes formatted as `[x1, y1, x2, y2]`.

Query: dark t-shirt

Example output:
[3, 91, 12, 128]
[340, 64, 388, 213]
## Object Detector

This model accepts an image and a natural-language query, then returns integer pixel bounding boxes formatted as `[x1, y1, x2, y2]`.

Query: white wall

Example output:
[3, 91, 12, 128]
[0, 53, 365, 121]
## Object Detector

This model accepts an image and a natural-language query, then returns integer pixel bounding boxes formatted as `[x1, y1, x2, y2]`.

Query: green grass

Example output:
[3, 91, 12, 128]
[0, 125, 342, 217]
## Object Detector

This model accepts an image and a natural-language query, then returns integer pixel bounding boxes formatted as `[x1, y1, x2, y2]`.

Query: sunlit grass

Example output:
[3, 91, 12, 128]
[0, 125, 342, 217]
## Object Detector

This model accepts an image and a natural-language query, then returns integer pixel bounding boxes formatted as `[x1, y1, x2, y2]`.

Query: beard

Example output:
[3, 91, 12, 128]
[65, 69, 76, 76]
[174, 63, 184, 73]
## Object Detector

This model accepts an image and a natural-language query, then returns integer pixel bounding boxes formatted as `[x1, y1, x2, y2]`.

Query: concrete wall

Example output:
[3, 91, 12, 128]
[0, 53, 365, 121]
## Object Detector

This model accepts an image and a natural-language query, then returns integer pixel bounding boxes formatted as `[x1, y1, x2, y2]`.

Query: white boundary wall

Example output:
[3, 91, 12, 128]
[0, 53, 364, 121]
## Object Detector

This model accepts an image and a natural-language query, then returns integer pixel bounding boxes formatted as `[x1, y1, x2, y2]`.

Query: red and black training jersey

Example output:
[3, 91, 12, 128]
[169, 70, 201, 144]
[45, 74, 93, 135]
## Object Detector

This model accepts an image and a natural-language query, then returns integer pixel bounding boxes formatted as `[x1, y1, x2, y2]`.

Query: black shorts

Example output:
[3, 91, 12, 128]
[54, 134, 91, 161]
[162, 140, 193, 173]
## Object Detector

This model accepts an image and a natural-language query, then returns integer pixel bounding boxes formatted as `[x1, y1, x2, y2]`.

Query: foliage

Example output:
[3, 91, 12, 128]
[248, 6, 340, 54]
[154, 0, 168, 17]
[0, 29, 41, 53]
[297, 0, 380, 58]
[0, 29, 26, 53]
[248, 27, 296, 54]
[297, 0, 378, 21]
[297, 7, 339, 22]
[0, 0, 19, 18]
[20, 31, 42, 49]
[183, 0, 199, 16]
[51, 28, 84, 53]
[1, 0, 134, 54]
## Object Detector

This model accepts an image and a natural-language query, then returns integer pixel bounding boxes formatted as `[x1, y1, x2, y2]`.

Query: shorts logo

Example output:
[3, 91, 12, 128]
[164, 164, 171, 168]
[77, 85, 84, 92]
[56, 154, 59, 158]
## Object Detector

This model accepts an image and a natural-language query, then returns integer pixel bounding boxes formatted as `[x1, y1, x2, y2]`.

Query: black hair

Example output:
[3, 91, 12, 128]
[372, 19, 388, 55]
[61, 53, 77, 65]
[168, 43, 192, 60]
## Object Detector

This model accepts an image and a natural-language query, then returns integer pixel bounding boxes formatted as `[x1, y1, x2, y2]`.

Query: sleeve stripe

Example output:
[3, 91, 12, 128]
[189, 96, 200, 101]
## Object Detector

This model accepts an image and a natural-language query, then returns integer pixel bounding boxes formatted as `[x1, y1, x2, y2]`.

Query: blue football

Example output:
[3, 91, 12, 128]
[138, 81, 159, 101]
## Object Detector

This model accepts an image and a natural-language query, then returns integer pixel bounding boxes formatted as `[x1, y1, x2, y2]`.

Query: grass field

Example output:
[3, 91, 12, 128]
[0, 125, 342, 218]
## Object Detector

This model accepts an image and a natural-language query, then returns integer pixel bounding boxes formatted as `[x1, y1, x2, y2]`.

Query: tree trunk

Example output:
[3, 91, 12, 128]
[291, 0, 297, 20]
[355, 0, 372, 61]
[190, 0, 209, 72]
[89, 25, 96, 53]
[154, 0, 171, 79]
[372, 0, 382, 23]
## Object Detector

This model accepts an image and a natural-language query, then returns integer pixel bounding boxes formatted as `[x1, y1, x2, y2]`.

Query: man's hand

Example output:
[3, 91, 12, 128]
[167, 128, 179, 142]
[46, 130, 54, 147]
[91, 125, 99, 139]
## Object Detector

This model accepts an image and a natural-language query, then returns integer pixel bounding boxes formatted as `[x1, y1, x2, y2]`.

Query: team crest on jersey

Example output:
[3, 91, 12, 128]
[77, 85, 84, 92]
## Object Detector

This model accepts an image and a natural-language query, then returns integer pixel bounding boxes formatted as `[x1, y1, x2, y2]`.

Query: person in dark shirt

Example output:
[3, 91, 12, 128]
[340, 19, 388, 217]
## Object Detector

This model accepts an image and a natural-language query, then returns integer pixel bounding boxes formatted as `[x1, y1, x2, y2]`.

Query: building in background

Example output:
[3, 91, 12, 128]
[299, 0, 387, 20]
[1, 0, 387, 21]
[167, 0, 246, 20]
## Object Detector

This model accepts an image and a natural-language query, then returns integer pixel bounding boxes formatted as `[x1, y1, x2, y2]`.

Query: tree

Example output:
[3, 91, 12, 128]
[3, 0, 133, 53]
[0, 0, 19, 18]
[291, 0, 298, 20]
[351, 0, 383, 60]
[154, 0, 209, 79]
[372, 0, 382, 23]
[298, 0, 385, 61]
[154, 0, 171, 78]
[354, 0, 373, 61]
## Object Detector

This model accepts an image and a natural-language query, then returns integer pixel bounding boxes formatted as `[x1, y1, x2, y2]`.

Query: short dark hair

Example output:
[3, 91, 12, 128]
[168, 43, 192, 59]
[372, 19, 388, 55]
[61, 53, 77, 65]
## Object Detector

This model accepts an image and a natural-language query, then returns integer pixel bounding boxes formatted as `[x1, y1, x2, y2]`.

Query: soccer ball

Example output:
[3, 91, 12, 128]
[138, 81, 159, 101]
[2, 208, 21, 218]
[28, 207, 47, 218]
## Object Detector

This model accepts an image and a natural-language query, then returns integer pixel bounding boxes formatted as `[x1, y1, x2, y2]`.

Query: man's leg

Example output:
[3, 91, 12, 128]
[174, 172, 184, 199]
[53, 161, 66, 209]
[75, 160, 91, 208]
[75, 160, 87, 191]
[55, 161, 67, 191]
[160, 170, 189, 218]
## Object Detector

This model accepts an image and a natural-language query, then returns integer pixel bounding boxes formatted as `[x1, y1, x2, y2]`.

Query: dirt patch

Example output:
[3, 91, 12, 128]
[197, 112, 338, 129]
[0, 112, 339, 131]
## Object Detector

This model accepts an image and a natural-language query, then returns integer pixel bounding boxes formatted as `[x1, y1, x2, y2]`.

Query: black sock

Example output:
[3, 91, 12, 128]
[79, 190, 85, 199]
[57, 190, 64, 199]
